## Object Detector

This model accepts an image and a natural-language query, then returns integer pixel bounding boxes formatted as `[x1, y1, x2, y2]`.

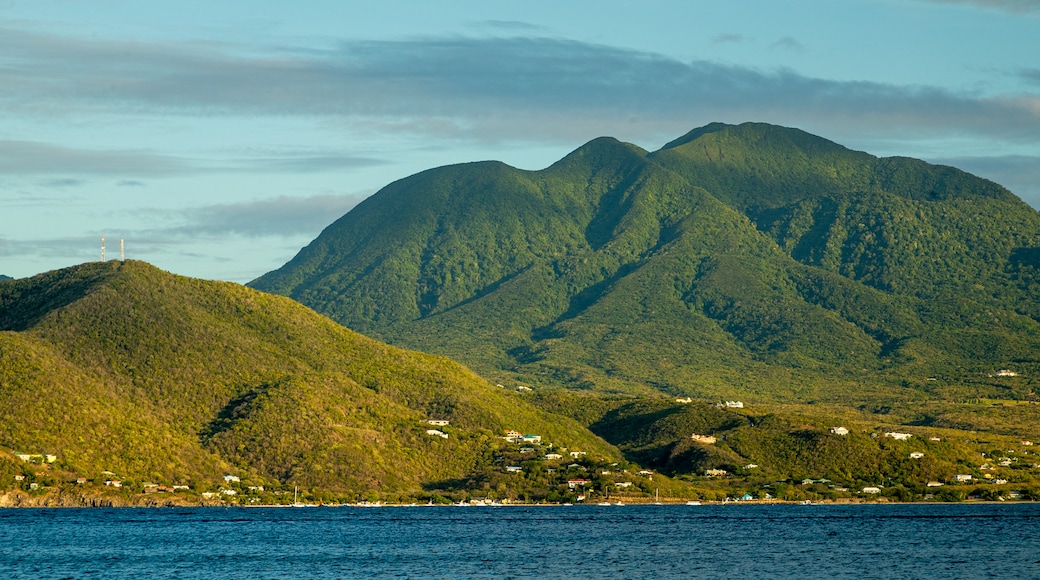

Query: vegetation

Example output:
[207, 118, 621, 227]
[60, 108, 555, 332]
[0, 261, 619, 501]
[251, 122, 1040, 405]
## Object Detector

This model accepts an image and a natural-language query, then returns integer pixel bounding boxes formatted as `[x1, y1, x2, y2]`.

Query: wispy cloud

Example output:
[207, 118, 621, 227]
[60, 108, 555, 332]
[918, 0, 1040, 14]
[770, 37, 804, 52]
[1, 28, 1038, 148]
[712, 34, 746, 44]
[0, 140, 189, 176]
[157, 193, 367, 238]
[938, 154, 1040, 205]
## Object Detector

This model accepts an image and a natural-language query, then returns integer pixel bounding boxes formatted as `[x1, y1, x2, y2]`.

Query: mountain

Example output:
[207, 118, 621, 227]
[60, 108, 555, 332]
[252, 122, 1040, 404]
[0, 260, 617, 500]
[0, 276, 11, 282]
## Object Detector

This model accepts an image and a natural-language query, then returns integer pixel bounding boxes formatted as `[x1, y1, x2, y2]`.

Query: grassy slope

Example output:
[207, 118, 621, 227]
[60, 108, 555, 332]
[0, 261, 617, 495]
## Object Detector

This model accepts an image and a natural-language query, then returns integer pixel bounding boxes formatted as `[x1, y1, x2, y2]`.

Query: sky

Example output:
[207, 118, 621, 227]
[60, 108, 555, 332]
[1, 0, 1039, 283]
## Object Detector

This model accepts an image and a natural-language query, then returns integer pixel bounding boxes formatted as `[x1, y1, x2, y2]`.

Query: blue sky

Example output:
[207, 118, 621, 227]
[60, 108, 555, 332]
[2, 0, 1039, 282]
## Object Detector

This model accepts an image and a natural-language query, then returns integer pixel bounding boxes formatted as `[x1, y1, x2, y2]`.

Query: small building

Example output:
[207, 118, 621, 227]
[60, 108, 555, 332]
[909, 452, 925, 459]
[427, 420, 450, 427]
[704, 469, 728, 477]
[615, 481, 632, 488]
[675, 397, 692, 404]
[545, 453, 563, 460]
[743, 464, 759, 470]
[569, 451, 586, 458]
[638, 470, 654, 476]
[13, 474, 24, 481]
[426, 429, 449, 439]
[884, 432, 913, 441]
[718, 401, 744, 409]
[954, 474, 973, 483]
[1022, 441, 1034, 446]
[521, 434, 542, 444]
[29, 483, 38, 490]
[567, 479, 590, 489]
[223, 475, 240, 483]
[995, 369, 1019, 377]
[862, 486, 882, 494]
[75, 477, 88, 485]
[505, 466, 523, 473]
[221, 489, 237, 496]
[516, 385, 533, 392]
[830, 427, 849, 436]
[104, 479, 122, 488]
[690, 434, 717, 444]
[519, 447, 535, 454]
[926, 481, 944, 487]
[929, 437, 942, 442]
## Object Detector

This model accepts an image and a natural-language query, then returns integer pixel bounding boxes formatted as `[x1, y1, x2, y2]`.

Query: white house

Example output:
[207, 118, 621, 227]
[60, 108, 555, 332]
[926, 481, 944, 487]
[884, 432, 913, 441]
[862, 486, 882, 494]
[675, 397, 692, 404]
[521, 434, 542, 444]
[830, 427, 849, 436]
[704, 469, 728, 477]
[954, 474, 973, 482]
[909, 452, 925, 459]
[690, 434, 717, 444]
[545, 453, 563, 460]
[505, 466, 523, 473]
[223, 475, 240, 483]
[615, 481, 633, 488]
[426, 429, 449, 439]
[427, 419, 449, 427]
[569, 451, 586, 458]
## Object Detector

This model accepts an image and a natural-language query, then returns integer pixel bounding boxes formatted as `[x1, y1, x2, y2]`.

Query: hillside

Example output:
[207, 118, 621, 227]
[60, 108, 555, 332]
[0, 260, 618, 501]
[252, 122, 1040, 404]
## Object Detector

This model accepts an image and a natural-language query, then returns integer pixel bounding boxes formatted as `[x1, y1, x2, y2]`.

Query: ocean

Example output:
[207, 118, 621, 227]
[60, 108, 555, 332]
[2, 503, 1038, 578]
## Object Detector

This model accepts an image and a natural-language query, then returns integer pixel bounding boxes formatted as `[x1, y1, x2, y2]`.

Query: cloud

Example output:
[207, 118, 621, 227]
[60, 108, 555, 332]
[37, 178, 87, 188]
[117, 180, 146, 187]
[158, 193, 366, 238]
[1023, 69, 1040, 84]
[917, 0, 1040, 14]
[770, 37, 805, 52]
[0, 140, 383, 177]
[0, 140, 190, 176]
[1, 28, 1039, 148]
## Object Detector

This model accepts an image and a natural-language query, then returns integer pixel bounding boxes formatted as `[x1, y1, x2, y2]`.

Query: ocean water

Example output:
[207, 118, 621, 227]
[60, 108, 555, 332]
[2, 503, 1039, 579]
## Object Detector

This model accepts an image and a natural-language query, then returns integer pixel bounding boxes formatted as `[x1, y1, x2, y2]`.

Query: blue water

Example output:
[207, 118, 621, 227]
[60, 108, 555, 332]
[2, 503, 1039, 579]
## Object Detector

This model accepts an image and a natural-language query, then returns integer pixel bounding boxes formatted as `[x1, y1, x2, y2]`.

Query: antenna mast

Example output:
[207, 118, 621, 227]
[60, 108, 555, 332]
[120, 239, 125, 262]
[101, 231, 106, 262]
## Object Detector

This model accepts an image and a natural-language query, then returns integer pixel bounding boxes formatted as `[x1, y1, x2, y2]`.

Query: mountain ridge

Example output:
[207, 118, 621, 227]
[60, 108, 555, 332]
[252, 122, 1040, 402]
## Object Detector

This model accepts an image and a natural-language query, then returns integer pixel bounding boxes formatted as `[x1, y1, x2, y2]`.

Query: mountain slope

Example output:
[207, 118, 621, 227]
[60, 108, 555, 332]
[0, 260, 617, 496]
[252, 123, 1040, 401]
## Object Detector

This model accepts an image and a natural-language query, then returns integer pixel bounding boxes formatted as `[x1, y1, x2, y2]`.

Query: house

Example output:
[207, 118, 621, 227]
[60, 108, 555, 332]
[739, 493, 755, 501]
[909, 452, 925, 459]
[704, 469, 728, 477]
[520, 447, 535, 454]
[954, 474, 973, 483]
[505, 466, 523, 473]
[929, 437, 942, 441]
[14, 453, 31, 462]
[994, 479, 1008, 485]
[743, 464, 759, 470]
[504, 430, 522, 438]
[521, 434, 542, 444]
[29, 483, 38, 490]
[516, 385, 533, 392]
[75, 477, 87, 485]
[13, 474, 24, 481]
[926, 481, 944, 487]
[830, 427, 849, 436]
[1022, 441, 1034, 446]
[221, 489, 237, 496]
[675, 397, 692, 404]
[426, 429, 449, 439]
[615, 481, 632, 488]
[995, 369, 1018, 377]
[427, 420, 450, 427]
[638, 470, 654, 476]
[719, 401, 744, 409]
[104, 480, 122, 488]
[569, 451, 586, 458]
[884, 432, 913, 441]
[223, 475, 240, 483]
[173, 485, 190, 491]
[44, 455, 56, 463]
[690, 434, 717, 444]
[862, 486, 882, 494]
[567, 479, 590, 489]
[545, 453, 563, 460]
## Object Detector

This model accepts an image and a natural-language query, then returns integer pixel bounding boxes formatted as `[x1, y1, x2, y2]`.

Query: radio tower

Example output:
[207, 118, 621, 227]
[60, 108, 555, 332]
[120, 239, 125, 262]
[101, 231, 106, 262]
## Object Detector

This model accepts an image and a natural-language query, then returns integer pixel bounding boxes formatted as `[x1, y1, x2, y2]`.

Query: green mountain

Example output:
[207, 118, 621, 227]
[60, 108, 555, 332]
[0, 260, 617, 500]
[0, 276, 11, 282]
[251, 122, 1040, 404]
